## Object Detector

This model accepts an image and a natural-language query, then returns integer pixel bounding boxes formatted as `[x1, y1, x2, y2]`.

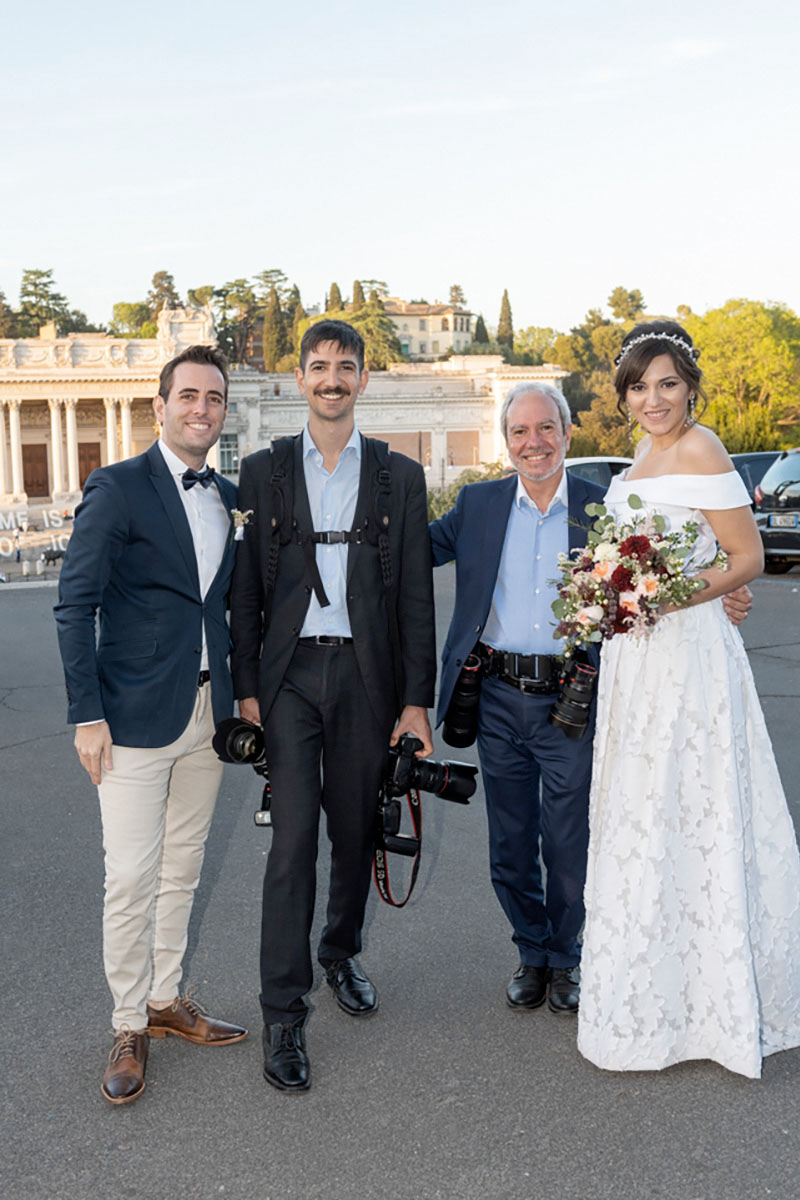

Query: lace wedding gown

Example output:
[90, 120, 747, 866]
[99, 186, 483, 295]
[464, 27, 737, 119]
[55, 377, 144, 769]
[578, 471, 800, 1078]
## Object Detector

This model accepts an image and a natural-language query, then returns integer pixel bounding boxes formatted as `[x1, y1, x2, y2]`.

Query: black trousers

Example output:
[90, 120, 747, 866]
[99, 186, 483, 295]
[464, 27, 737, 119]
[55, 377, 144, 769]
[259, 642, 392, 1025]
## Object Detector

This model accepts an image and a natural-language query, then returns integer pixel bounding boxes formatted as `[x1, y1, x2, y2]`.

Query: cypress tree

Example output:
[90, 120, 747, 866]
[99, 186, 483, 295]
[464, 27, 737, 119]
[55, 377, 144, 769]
[262, 287, 288, 371]
[474, 313, 489, 343]
[351, 280, 365, 312]
[497, 290, 513, 351]
[327, 282, 343, 312]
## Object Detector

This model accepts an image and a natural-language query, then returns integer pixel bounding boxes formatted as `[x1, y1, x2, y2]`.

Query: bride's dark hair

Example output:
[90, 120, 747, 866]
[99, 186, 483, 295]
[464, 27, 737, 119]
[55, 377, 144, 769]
[614, 320, 707, 420]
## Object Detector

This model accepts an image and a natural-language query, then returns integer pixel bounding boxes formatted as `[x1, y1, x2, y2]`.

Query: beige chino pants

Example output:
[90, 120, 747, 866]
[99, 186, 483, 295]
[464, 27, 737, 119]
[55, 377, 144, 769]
[97, 682, 223, 1030]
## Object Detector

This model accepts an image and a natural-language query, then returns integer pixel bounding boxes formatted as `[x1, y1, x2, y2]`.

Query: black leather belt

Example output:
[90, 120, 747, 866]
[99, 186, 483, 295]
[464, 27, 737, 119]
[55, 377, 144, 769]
[298, 635, 354, 646]
[479, 643, 561, 695]
[198, 670, 211, 686]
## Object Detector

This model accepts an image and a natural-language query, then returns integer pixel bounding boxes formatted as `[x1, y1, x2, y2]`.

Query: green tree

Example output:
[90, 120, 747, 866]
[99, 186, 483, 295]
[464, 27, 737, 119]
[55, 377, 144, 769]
[254, 268, 290, 307]
[146, 270, 181, 316]
[327, 282, 343, 312]
[351, 280, 366, 312]
[427, 461, 506, 521]
[514, 326, 558, 365]
[187, 284, 215, 308]
[360, 279, 389, 299]
[0, 291, 17, 337]
[449, 284, 467, 306]
[299, 296, 402, 370]
[473, 313, 489, 343]
[568, 373, 633, 456]
[682, 299, 800, 451]
[497, 290, 513, 351]
[110, 301, 152, 336]
[262, 286, 289, 371]
[608, 285, 646, 322]
[17, 268, 70, 334]
[216, 279, 260, 364]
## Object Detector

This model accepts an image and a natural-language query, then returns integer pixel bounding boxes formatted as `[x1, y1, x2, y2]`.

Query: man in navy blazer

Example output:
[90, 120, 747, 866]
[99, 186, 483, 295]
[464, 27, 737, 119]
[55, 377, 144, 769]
[430, 383, 604, 1016]
[55, 344, 247, 1105]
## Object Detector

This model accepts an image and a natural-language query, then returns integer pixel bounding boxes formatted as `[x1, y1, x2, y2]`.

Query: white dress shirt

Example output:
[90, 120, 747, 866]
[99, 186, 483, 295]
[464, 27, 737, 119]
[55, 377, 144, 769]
[157, 439, 230, 670]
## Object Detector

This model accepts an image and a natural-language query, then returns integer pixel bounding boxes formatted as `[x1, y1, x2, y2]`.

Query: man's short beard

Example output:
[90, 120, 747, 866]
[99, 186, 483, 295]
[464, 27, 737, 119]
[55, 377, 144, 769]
[513, 451, 565, 485]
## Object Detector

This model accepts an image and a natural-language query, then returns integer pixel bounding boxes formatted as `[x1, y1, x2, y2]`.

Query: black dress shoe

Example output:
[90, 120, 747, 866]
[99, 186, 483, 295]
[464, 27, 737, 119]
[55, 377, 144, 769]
[506, 965, 548, 1009]
[548, 966, 580, 1013]
[263, 1022, 310, 1091]
[324, 957, 379, 1016]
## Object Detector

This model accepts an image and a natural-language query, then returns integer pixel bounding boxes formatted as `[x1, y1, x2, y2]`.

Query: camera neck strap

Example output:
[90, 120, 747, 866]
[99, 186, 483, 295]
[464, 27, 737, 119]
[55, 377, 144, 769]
[373, 788, 422, 907]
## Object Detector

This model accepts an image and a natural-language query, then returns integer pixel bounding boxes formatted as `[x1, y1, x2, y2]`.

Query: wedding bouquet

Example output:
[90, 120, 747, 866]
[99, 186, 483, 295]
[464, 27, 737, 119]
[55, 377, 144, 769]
[551, 496, 719, 656]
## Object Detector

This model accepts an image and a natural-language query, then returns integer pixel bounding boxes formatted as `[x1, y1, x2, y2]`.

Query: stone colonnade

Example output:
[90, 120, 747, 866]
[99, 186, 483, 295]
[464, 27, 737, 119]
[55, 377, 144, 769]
[0, 395, 135, 502]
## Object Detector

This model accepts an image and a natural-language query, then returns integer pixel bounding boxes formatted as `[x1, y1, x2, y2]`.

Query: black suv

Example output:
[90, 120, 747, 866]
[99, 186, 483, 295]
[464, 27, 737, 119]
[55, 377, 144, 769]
[754, 449, 800, 573]
[730, 451, 780, 506]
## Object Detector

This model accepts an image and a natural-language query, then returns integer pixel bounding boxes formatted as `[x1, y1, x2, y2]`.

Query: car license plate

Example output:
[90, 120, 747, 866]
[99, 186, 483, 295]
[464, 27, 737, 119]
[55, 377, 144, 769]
[769, 513, 799, 528]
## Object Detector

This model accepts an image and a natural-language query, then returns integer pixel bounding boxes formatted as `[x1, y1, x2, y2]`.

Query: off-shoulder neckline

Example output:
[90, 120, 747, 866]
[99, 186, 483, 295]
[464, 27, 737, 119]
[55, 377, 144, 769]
[614, 470, 739, 484]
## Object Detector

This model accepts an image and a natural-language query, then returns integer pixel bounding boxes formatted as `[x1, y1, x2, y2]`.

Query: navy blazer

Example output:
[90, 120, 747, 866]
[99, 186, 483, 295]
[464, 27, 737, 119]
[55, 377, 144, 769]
[429, 471, 606, 726]
[54, 443, 238, 748]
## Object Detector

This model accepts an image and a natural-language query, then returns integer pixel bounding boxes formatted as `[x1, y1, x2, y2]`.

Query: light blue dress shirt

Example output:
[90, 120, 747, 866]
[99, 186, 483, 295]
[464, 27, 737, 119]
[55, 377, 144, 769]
[482, 471, 569, 655]
[299, 423, 361, 638]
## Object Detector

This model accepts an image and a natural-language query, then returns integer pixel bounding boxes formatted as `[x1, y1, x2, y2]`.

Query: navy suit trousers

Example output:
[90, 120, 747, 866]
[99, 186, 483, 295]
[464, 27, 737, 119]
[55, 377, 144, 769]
[477, 675, 594, 968]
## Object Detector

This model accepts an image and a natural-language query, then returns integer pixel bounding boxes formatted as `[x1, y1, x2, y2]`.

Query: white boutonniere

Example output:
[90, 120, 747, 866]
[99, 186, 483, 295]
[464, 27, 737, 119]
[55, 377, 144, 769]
[231, 508, 254, 543]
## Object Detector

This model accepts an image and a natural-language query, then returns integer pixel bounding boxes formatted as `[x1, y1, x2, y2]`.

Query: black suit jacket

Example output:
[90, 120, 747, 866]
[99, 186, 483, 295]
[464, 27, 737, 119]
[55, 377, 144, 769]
[230, 434, 436, 734]
[429, 471, 606, 725]
[54, 443, 238, 747]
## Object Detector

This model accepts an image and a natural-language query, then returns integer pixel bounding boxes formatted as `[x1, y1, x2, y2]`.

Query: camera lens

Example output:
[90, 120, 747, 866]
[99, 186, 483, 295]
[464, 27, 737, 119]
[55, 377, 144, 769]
[411, 758, 477, 804]
[443, 653, 484, 748]
[212, 717, 266, 764]
[548, 661, 597, 740]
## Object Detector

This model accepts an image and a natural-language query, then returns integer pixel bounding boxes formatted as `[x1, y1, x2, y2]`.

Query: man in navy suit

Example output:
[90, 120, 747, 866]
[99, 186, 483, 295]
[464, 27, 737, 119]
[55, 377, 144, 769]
[55, 344, 247, 1105]
[430, 383, 604, 1015]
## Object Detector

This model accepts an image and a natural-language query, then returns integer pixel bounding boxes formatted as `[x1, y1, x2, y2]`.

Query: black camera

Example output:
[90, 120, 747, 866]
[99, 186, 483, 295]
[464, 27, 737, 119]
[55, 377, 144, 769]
[385, 734, 478, 804]
[547, 655, 598, 740]
[376, 734, 478, 859]
[212, 717, 272, 826]
[442, 652, 485, 748]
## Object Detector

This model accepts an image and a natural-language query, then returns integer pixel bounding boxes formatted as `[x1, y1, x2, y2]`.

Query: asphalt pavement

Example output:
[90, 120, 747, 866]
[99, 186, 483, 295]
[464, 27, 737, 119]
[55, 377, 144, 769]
[1, 571, 799, 1200]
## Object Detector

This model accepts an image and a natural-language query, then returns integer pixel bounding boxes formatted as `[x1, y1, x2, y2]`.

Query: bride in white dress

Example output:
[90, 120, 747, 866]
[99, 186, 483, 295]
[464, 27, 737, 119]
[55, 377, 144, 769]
[577, 321, 800, 1079]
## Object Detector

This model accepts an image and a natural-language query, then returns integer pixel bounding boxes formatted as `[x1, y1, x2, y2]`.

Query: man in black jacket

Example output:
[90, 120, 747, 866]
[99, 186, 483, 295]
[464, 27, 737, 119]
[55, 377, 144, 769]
[230, 320, 436, 1092]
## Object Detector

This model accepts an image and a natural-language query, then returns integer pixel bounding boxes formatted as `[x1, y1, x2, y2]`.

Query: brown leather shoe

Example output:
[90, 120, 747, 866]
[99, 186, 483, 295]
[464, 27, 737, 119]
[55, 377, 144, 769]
[101, 1027, 148, 1105]
[146, 994, 248, 1045]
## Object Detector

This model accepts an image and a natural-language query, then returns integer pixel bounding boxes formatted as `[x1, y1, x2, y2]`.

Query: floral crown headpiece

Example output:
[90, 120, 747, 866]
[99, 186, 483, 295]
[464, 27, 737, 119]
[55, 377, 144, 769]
[614, 331, 699, 370]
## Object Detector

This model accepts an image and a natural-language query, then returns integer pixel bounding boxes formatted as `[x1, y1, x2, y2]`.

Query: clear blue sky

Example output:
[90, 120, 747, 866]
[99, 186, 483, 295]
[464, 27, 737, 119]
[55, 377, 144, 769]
[3, 0, 798, 334]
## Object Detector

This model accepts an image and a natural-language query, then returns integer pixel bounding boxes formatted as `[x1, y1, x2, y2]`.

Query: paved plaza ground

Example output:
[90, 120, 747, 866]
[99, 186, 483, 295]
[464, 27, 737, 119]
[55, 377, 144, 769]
[1, 572, 799, 1200]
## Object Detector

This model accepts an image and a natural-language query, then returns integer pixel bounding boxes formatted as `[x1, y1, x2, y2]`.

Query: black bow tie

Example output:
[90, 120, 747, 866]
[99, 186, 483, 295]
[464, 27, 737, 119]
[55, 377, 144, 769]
[182, 466, 215, 490]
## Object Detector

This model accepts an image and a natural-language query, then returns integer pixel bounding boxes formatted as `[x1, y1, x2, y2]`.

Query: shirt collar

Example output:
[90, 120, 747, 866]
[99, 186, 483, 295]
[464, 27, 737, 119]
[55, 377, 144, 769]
[514, 467, 568, 517]
[158, 437, 207, 479]
[303, 423, 362, 464]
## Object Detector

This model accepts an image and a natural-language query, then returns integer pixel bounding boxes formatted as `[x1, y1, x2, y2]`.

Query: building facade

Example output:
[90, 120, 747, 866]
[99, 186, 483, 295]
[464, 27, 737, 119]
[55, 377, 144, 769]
[0, 309, 568, 514]
[0, 308, 216, 506]
[383, 299, 474, 360]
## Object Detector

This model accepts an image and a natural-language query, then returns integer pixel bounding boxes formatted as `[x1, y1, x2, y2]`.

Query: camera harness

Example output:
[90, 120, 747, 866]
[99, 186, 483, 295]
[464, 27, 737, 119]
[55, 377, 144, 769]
[262, 435, 422, 906]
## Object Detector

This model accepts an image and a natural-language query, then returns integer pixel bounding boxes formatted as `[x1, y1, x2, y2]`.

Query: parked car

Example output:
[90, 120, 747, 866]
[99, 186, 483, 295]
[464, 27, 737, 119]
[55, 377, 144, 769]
[730, 451, 781, 507]
[753, 449, 800, 573]
[564, 456, 632, 489]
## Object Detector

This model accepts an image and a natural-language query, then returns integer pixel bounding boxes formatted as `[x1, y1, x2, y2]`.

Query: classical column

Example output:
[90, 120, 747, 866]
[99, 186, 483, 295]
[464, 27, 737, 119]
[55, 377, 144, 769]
[104, 397, 118, 464]
[0, 401, 8, 496]
[64, 397, 80, 493]
[48, 398, 65, 495]
[120, 397, 133, 459]
[7, 398, 25, 499]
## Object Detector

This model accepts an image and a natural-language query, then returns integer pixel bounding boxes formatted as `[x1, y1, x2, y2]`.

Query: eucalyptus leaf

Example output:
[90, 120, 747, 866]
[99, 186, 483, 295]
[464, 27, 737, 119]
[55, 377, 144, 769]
[588, 630, 602, 642]
[628, 493, 643, 510]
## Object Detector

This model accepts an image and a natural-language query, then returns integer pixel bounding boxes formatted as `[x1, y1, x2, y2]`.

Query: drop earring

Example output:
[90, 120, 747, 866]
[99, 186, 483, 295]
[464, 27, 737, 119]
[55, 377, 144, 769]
[685, 395, 696, 427]
[627, 405, 634, 442]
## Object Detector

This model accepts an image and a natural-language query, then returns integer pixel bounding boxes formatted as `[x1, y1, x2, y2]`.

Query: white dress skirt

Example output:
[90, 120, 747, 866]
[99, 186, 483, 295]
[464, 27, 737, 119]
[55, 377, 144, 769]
[577, 471, 800, 1078]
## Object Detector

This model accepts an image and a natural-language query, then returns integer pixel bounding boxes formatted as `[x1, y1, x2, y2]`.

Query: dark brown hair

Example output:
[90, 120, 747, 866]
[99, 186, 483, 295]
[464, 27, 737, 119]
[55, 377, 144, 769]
[614, 320, 707, 419]
[299, 319, 365, 372]
[158, 344, 229, 403]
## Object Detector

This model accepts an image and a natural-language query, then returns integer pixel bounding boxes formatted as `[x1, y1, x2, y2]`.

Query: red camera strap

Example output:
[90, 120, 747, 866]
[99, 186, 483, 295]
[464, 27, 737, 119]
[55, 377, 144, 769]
[372, 789, 422, 907]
